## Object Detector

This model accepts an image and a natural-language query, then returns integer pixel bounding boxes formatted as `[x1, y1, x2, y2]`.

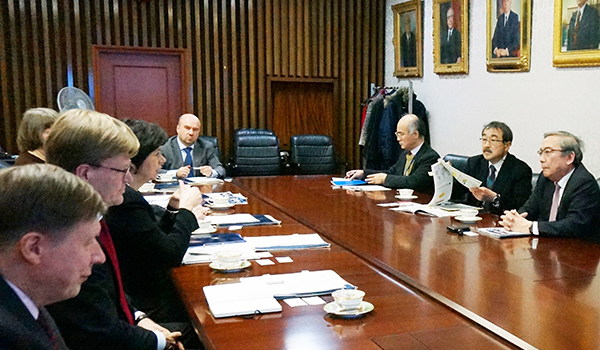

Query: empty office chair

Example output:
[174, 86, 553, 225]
[289, 135, 336, 175]
[442, 154, 469, 173]
[228, 129, 281, 176]
[198, 135, 221, 160]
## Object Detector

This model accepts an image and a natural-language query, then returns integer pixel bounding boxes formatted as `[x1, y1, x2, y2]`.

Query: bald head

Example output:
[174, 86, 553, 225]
[396, 114, 424, 151]
[177, 114, 201, 147]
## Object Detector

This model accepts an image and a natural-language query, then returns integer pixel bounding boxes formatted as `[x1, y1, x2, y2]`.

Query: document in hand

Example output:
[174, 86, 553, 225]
[203, 281, 282, 318]
[243, 233, 330, 251]
[427, 159, 483, 206]
[477, 227, 531, 239]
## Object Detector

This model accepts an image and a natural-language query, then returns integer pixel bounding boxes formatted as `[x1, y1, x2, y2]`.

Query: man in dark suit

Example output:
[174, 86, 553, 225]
[45, 110, 185, 350]
[440, 7, 462, 64]
[567, 0, 600, 50]
[161, 113, 225, 178]
[456, 121, 532, 214]
[400, 14, 417, 67]
[492, 0, 520, 57]
[0, 164, 106, 350]
[346, 114, 439, 193]
[500, 131, 600, 241]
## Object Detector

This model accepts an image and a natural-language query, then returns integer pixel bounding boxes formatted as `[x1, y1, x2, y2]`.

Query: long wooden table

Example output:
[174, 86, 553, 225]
[171, 180, 519, 350]
[229, 175, 600, 350]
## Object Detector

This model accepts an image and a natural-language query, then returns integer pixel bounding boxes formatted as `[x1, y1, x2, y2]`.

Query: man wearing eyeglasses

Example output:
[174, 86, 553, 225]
[45, 110, 185, 350]
[346, 114, 439, 193]
[500, 131, 600, 241]
[455, 121, 532, 214]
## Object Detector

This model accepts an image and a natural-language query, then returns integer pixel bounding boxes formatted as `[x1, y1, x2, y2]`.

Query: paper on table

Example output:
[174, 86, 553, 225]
[182, 242, 272, 264]
[207, 213, 260, 225]
[391, 203, 457, 217]
[438, 159, 482, 189]
[243, 233, 330, 251]
[477, 227, 530, 239]
[341, 185, 392, 192]
[203, 281, 282, 318]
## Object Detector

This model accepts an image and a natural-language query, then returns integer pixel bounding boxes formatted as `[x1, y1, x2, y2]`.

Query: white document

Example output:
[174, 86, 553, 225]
[182, 242, 271, 265]
[391, 203, 458, 217]
[477, 227, 530, 239]
[203, 281, 282, 318]
[243, 233, 330, 251]
[428, 161, 454, 206]
[439, 159, 482, 189]
[207, 213, 260, 225]
[185, 177, 223, 186]
[341, 185, 392, 192]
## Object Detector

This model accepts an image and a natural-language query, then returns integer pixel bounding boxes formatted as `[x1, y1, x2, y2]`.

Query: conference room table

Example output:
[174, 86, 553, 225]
[172, 175, 600, 350]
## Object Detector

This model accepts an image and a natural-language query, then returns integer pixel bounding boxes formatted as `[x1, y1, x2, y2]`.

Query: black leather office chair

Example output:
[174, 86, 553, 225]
[289, 135, 336, 175]
[228, 129, 281, 176]
[198, 135, 221, 160]
[442, 154, 469, 173]
[532, 173, 540, 189]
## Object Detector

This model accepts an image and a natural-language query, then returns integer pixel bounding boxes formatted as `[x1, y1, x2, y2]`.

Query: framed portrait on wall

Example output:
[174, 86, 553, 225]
[553, 0, 600, 67]
[433, 0, 469, 74]
[486, 0, 531, 72]
[393, 0, 423, 78]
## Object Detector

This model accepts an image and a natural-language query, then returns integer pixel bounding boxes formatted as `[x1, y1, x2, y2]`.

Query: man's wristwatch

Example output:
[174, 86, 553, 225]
[491, 194, 501, 208]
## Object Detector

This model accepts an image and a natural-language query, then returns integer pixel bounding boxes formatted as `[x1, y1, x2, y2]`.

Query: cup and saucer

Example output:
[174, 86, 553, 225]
[155, 173, 177, 183]
[454, 208, 482, 223]
[209, 250, 251, 272]
[206, 198, 235, 210]
[193, 220, 217, 234]
[324, 289, 374, 318]
[395, 188, 417, 201]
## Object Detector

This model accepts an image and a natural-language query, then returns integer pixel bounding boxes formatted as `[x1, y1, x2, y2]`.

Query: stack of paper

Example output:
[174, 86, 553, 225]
[207, 214, 281, 227]
[330, 177, 367, 187]
[182, 241, 271, 265]
[244, 233, 330, 251]
[203, 281, 282, 318]
[477, 227, 530, 239]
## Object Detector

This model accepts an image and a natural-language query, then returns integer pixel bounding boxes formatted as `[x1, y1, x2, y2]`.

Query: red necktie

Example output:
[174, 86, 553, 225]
[98, 220, 134, 324]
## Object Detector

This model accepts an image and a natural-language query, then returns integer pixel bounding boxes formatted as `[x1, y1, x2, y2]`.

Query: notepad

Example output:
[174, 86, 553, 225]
[477, 227, 531, 239]
[203, 281, 282, 318]
[189, 233, 245, 246]
[244, 233, 330, 251]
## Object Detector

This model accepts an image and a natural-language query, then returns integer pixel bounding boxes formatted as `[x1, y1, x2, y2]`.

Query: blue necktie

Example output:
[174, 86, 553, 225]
[487, 165, 496, 188]
[183, 147, 193, 176]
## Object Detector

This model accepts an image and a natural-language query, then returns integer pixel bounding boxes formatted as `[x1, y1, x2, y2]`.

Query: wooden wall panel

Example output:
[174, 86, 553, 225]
[0, 0, 384, 168]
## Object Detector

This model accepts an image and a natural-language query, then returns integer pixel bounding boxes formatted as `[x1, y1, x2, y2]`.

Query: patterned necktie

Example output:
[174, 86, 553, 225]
[183, 147, 193, 177]
[549, 183, 561, 222]
[37, 307, 68, 350]
[403, 152, 415, 176]
[487, 165, 496, 188]
[97, 220, 134, 324]
[575, 10, 582, 45]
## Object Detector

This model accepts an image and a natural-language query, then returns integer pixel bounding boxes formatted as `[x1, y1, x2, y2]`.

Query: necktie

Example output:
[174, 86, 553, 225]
[183, 147, 193, 177]
[403, 153, 415, 176]
[504, 13, 508, 26]
[98, 220, 134, 324]
[447, 29, 451, 42]
[575, 10, 581, 44]
[549, 183, 561, 222]
[487, 165, 496, 188]
[37, 308, 68, 350]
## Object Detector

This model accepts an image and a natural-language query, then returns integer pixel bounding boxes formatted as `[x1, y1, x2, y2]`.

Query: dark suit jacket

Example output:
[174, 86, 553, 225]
[161, 135, 226, 178]
[46, 223, 158, 350]
[105, 186, 198, 322]
[440, 28, 461, 64]
[492, 11, 520, 56]
[400, 31, 417, 67]
[567, 5, 600, 50]
[0, 276, 66, 350]
[455, 153, 532, 214]
[519, 163, 600, 241]
[365, 142, 439, 193]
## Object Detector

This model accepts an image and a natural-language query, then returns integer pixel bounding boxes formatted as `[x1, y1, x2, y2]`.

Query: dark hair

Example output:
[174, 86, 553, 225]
[0, 164, 105, 249]
[544, 131, 584, 166]
[123, 119, 168, 168]
[482, 121, 513, 143]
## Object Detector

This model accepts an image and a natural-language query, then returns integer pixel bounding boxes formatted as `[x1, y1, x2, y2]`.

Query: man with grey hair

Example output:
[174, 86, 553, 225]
[0, 164, 106, 350]
[346, 114, 439, 192]
[500, 131, 600, 241]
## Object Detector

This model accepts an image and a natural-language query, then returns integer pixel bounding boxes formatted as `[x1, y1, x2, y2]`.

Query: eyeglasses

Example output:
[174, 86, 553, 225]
[479, 138, 504, 144]
[89, 163, 133, 176]
[537, 148, 563, 156]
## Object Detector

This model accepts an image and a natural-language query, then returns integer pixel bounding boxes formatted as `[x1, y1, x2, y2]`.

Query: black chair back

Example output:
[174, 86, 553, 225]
[442, 154, 469, 173]
[229, 129, 281, 176]
[289, 135, 336, 175]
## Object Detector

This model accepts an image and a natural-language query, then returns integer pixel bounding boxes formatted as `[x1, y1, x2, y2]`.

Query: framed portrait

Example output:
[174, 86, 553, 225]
[393, 0, 423, 78]
[553, 0, 600, 67]
[486, 0, 531, 72]
[433, 0, 469, 74]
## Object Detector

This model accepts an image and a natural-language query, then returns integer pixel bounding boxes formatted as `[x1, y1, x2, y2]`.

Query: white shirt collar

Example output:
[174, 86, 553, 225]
[488, 154, 507, 172]
[176, 137, 194, 151]
[5, 278, 39, 319]
[556, 167, 575, 189]
[409, 141, 424, 156]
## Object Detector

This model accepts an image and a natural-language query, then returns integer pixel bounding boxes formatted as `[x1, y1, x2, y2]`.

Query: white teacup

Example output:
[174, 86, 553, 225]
[197, 220, 213, 230]
[210, 197, 230, 207]
[459, 208, 479, 218]
[397, 189, 414, 197]
[215, 250, 242, 268]
[156, 173, 175, 181]
[332, 289, 365, 310]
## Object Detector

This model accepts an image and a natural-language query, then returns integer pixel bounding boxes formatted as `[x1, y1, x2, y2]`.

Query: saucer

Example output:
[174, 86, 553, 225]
[209, 260, 251, 272]
[395, 195, 418, 200]
[155, 178, 177, 183]
[207, 202, 235, 210]
[323, 301, 374, 317]
[192, 226, 217, 234]
[455, 216, 482, 223]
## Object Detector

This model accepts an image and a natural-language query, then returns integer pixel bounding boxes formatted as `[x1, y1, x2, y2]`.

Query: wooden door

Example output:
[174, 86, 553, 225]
[92, 46, 190, 135]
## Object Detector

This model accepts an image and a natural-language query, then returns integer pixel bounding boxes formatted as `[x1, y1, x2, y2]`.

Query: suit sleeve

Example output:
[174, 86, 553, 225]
[205, 144, 226, 178]
[382, 146, 439, 192]
[160, 140, 180, 171]
[497, 161, 532, 211]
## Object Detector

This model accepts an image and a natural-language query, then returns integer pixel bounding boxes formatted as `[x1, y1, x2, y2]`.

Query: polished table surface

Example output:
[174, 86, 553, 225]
[229, 175, 600, 350]
[171, 180, 519, 350]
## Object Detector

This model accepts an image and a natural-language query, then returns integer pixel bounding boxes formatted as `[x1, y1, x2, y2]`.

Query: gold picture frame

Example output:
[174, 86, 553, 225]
[433, 0, 469, 74]
[553, 0, 600, 67]
[486, 0, 531, 72]
[393, 0, 423, 78]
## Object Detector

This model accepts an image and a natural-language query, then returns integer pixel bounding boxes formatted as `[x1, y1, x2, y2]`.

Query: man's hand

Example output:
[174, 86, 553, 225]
[137, 318, 184, 350]
[199, 165, 212, 177]
[345, 169, 364, 180]
[366, 173, 387, 184]
[499, 210, 531, 233]
[469, 187, 497, 202]
[176, 166, 191, 178]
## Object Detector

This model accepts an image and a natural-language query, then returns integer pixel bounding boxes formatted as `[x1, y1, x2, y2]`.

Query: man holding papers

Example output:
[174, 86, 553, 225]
[500, 131, 600, 241]
[455, 121, 532, 214]
[346, 114, 439, 193]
